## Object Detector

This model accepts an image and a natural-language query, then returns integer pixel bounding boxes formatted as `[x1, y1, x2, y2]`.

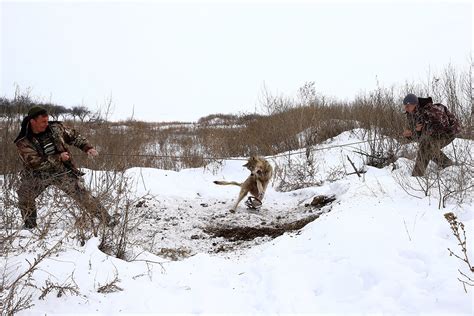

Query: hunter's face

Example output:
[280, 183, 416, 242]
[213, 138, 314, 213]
[404, 103, 416, 113]
[30, 114, 49, 133]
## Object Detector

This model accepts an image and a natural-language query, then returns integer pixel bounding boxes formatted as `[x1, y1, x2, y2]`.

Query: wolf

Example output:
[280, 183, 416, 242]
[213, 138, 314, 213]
[214, 156, 273, 212]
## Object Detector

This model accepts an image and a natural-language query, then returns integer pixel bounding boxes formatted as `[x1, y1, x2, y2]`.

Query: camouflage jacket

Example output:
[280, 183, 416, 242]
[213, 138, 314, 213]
[406, 99, 461, 139]
[15, 121, 93, 176]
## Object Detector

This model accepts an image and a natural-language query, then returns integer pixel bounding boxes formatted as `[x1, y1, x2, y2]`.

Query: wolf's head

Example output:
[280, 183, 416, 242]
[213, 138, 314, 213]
[244, 156, 270, 179]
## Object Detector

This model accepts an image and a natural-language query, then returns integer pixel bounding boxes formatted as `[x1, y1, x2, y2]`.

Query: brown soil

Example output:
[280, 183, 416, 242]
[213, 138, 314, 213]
[205, 212, 326, 241]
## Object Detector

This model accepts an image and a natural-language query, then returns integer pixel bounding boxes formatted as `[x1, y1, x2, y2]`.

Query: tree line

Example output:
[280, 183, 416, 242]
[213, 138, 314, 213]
[0, 95, 92, 122]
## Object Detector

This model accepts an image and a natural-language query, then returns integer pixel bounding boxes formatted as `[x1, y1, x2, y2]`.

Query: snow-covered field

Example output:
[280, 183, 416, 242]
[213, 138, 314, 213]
[1, 129, 473, 315]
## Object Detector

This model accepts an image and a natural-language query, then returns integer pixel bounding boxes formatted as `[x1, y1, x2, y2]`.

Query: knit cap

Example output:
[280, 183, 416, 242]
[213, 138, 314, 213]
[27, 106, 47, 118]
[403, 94, 418, 105]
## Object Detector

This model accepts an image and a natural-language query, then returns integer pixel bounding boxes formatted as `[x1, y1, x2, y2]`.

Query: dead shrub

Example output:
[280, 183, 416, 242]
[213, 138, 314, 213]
[444, 212, 474, 292]
[159, 247, 192, 261]
[39, 276, 80, 300]
[97, 270, 123, 294]
[273, 151, 323, 192]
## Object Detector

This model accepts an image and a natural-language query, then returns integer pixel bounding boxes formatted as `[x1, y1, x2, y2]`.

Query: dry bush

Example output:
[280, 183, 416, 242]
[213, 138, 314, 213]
[0, 275, 34, 315]
[79, 169, 157, 261]
[435, 142, 474, 208]
[348, 86, 405, 168]
[444, 212, 474, 292]
[394, 167, 437, 198]
[39, 275, 80, 300]
[273, 151, 323, 192]
[96, 269, 123, 294]
[0, 234, 66, 315]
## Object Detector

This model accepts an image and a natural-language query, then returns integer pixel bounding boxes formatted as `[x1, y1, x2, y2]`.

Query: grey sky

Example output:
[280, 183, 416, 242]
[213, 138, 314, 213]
[1, 0, 472, 122]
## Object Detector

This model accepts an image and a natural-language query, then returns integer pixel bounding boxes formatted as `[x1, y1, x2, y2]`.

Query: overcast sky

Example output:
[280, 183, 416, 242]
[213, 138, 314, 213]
[1, 0, 472, 122]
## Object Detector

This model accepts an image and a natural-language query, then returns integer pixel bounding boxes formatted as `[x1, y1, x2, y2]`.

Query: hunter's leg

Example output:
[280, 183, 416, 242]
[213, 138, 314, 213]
[17, 174, 47, 228]
[431, 137, 455, 169]
[57, 175, 111, 224]
[412, 138, 432, 177]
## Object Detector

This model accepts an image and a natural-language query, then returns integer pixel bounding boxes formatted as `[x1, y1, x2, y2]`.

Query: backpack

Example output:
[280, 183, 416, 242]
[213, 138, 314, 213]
[429, 103, 461, 136]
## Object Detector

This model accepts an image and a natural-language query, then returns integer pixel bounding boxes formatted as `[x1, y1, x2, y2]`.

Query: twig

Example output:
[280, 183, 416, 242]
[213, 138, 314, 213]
[403, 219, 412, 242]
[346, 156, 360, 177]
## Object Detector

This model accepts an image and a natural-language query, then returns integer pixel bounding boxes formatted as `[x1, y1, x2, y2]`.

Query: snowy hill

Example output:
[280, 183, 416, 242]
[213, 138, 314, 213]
[1, 129, 473, 315]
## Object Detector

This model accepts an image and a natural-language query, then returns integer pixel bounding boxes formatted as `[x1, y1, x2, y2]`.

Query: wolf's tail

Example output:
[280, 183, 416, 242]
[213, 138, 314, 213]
[213, 180, 241, 187]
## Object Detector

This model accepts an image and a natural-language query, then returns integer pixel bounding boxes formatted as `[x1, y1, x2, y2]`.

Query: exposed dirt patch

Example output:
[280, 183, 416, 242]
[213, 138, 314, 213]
[204, 213, 324, 241]
[134, 193, 337, 259]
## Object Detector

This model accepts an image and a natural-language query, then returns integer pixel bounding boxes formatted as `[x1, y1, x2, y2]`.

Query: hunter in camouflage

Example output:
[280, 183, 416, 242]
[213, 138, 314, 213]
[14, 106, 115, 229]
[402, 94, 461, 177]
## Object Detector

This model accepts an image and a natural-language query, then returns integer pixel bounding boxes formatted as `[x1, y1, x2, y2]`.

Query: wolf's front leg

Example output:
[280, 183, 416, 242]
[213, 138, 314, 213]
[256, 180, 265, 201]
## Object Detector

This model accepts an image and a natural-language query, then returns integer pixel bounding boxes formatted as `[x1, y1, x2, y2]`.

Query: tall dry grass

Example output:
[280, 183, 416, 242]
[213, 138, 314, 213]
[1, 64, 472, 175]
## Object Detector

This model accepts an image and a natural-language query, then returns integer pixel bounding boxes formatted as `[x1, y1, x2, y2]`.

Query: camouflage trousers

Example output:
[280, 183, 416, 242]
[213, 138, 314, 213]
[412, 135, 455, 176]
[17, 171, 111, 228]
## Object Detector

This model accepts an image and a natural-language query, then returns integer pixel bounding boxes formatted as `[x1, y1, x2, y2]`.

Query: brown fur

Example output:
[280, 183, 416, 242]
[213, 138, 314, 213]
[214, 156, 273, 212]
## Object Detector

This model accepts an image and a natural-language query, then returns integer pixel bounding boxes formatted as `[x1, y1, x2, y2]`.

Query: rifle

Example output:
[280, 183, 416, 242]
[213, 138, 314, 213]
[406, 111, 422, 140]
[63, 159, 85, 177]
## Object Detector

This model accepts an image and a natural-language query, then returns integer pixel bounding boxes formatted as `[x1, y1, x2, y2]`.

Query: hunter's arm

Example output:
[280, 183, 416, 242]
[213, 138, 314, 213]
[59, 124, 94, 152]
[16, 140, 63, 172]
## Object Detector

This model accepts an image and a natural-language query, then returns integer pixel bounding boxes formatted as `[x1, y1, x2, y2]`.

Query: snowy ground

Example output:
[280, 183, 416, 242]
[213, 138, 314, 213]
[1, 129, 473, 315]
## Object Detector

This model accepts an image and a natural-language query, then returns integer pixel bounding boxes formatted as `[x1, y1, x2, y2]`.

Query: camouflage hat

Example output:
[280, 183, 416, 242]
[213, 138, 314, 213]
[403, 94, 419, 106]
[28, 106, 47, 118]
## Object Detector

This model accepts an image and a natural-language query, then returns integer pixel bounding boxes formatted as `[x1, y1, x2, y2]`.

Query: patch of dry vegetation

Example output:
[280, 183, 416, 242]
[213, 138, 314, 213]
[1, 64, 472, 174]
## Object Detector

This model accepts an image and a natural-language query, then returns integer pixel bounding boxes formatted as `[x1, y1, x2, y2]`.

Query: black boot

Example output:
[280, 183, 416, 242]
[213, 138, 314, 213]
[22, 219, 37, 230]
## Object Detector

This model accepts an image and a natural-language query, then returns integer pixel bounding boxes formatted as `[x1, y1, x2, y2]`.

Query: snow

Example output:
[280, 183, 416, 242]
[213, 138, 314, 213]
[1, 129, 473, 315]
